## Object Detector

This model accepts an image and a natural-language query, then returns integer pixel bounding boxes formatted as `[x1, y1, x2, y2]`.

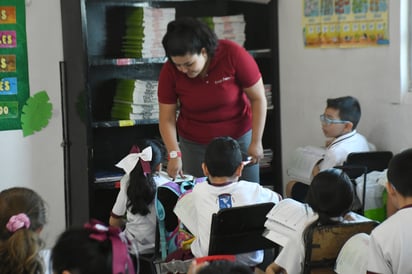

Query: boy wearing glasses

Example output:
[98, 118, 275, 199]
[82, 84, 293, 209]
[286, 96, 373, 201]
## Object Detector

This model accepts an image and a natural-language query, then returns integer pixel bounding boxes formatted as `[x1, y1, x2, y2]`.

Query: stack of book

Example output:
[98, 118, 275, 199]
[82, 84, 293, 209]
[261, 148, 273, 169]
[111, 79, 159, 120]
[265, 84, 273, 110]
[122, 7, 175, 58]
[201, 14, 246, 46]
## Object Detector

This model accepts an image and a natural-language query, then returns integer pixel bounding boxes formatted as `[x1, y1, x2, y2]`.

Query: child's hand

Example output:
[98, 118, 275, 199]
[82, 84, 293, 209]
[187, 260, 209, 274]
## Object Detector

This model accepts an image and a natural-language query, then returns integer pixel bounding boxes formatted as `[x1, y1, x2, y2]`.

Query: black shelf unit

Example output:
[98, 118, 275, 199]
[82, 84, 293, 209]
[60, 0, 281, 226]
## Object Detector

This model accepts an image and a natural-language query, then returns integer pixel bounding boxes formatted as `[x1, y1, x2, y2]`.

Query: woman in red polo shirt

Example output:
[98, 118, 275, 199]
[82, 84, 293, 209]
[158, 17, 267, 183]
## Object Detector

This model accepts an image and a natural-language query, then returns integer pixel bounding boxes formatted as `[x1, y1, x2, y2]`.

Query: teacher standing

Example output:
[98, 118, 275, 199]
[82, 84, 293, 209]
[158, 17, 267, 182]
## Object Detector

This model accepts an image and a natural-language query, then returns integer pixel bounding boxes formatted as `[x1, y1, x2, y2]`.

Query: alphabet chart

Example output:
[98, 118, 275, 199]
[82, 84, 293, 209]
[302, 0, 389, 48]
[0, 0, 29, 130]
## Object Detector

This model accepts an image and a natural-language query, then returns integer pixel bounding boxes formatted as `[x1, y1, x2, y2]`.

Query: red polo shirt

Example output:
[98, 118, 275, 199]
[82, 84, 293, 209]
[158, 39, 261, 144]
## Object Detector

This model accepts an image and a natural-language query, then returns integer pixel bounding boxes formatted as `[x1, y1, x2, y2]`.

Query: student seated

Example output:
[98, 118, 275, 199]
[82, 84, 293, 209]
[51, 220, 136, 274]
[178, 136, 282, 267]
[0, 187, 50, 274]
[286, 96, 373, 202]
[109, 139, 166, 255]
[367, 148, 412, 273]
[266, 168, 362, 274]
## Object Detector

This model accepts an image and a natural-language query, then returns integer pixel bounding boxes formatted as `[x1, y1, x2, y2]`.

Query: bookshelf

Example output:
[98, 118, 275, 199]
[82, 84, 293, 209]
[60, 0, 281, 226]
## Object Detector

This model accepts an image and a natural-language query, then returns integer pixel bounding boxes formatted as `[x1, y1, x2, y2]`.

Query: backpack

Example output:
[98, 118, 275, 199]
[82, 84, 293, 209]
[155, 177, 206, 260]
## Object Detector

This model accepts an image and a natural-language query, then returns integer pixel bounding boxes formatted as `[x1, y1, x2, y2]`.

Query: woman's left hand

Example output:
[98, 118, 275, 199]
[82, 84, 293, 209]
[247, 141, 264, 165]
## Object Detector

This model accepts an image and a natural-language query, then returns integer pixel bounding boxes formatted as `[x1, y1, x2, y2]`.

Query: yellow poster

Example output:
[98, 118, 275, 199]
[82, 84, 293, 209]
[303, 0, 389, 48]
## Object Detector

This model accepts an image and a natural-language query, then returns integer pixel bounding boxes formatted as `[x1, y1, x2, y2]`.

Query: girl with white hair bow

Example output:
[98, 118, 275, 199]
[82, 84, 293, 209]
[109, 139, 166, 260]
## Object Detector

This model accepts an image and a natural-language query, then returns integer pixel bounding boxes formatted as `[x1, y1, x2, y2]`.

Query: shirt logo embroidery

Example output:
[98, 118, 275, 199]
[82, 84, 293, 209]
[214, 77, 232, 84]
[218, 193, 232, 209]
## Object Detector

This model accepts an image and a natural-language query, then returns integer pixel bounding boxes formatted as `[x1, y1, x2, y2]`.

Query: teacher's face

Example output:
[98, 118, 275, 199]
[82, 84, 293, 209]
[171, 48, 208, 78]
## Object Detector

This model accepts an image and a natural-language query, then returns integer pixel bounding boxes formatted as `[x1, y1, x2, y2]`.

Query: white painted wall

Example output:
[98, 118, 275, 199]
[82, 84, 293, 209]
[278, 0, 412, 192]
[0, 0, 65, 247]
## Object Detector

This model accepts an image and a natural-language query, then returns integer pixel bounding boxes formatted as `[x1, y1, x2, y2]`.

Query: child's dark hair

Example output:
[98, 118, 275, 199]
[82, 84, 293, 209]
[0, 187, 47, 274]
[52, 227, 112, 274]
[197, 259, 254, 274]
[326, 96, 361, 129]
[162, 17, 218, 59]
[303, 169, 354, 250]
[387, 148, 412, 197]
[204, 136, 242, 177]
[127, 139, 166, 215]
[51, 221, 136, 274]
[306, 168, 354, 224]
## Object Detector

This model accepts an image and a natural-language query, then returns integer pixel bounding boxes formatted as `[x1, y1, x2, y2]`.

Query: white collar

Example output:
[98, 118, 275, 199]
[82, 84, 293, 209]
[329, 130, 357, 148]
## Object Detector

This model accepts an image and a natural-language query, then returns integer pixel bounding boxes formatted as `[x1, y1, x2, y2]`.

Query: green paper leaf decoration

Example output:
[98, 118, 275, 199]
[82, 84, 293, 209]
[20, 90, 53, 137]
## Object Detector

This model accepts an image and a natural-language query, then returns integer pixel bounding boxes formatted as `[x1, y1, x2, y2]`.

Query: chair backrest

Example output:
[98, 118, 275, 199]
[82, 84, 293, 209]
[344, 151, 393, 174]
[208, 202, 276, 255]
[303, 221, 379, 274]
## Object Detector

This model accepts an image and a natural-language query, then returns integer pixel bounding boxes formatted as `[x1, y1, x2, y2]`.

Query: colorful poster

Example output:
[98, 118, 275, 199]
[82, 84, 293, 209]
[0, 0, 29, 130]
[303, 0, 389, 48]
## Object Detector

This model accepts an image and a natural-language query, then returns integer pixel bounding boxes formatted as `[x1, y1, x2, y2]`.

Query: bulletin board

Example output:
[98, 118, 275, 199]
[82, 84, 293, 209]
[0, 0, 29, 130]
[303, 0, 389, 48]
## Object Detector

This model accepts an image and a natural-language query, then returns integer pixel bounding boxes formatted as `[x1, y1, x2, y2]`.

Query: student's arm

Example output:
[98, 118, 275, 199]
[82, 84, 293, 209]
[265, 262, 288, 274]
[109, 215, 125, 228]
[243, 77, 267, 164]
[159, 102, 183, 179]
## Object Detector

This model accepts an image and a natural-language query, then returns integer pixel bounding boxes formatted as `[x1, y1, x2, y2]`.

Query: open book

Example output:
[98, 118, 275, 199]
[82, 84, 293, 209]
[263, 198, 317, 246]
[286, 146, 326, 184]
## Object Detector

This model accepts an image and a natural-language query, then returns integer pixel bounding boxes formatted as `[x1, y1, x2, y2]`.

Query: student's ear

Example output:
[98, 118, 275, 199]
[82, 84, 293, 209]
[343, 121, 353, 133]
[386, 181, 397, 196]
[386, 181, 399, 208]
[202, 163, 209, 177]
[235, 163, 244, 177]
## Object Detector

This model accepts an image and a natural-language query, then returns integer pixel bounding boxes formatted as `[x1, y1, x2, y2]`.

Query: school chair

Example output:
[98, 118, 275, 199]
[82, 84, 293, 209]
[335, 151, 393, 215]
[208, 202, 277, 255]
[302, 220, 379, 274]
[208, 202, 279, 272]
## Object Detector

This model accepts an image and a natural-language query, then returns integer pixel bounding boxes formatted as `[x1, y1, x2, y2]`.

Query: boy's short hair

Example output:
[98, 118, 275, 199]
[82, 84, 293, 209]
[326, 96, 361, 129]
[197, 259, 254, 274]
[387, 148, 412, 197]
[204, 136, 242, 177]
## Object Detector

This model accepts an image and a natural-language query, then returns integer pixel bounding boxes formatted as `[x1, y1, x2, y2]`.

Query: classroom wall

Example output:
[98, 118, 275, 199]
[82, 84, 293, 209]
[278, 0, 412, 191]
[0, 0, 65, 247]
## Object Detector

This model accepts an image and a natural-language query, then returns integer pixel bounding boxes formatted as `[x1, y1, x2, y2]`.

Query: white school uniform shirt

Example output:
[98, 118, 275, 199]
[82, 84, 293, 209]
[367, 206, 412, 274]
[319, 130, 371, 171]
[188, 180, 281, 266]
[111, 174, 163, 254]
[40, 249, 51, 274]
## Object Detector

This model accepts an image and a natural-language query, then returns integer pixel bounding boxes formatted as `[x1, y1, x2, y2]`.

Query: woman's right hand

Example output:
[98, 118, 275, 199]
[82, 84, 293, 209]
[167, 157, 184, 180]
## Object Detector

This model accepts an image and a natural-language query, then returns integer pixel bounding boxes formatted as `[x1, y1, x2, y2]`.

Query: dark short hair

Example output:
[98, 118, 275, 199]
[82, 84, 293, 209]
[162, 17, 218, 58]
[197, 260, 254, 274]
[326, 96, 361, 129]
[306, 168, 354, 223]
[204, 136, 242, 177]
[387, 148, 412, 197]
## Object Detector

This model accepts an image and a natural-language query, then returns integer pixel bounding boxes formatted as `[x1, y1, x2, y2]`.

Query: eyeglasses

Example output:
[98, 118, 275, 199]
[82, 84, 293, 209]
[320, 114, 349, 125]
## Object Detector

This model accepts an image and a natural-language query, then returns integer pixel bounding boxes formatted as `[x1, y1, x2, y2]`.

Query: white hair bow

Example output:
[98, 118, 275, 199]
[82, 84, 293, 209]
[115, 146, 152, 175]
